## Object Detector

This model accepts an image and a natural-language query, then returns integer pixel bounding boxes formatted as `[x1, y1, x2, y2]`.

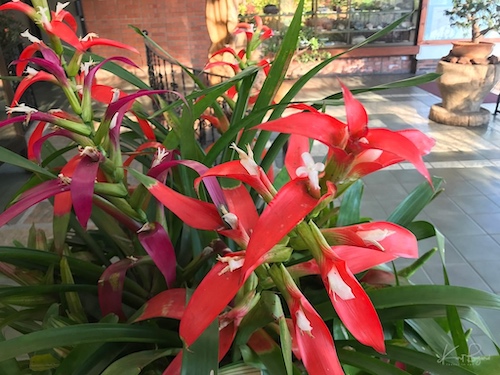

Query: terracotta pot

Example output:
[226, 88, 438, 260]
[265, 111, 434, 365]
[451, 41, 494, 60]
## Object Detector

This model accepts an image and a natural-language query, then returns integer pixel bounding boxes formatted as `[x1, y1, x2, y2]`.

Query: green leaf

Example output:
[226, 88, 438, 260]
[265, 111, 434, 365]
[249, 0, 305, 160]
[337, 347, 410, 374]
[181, 290, 219, 375]
[0, 247, 148, 302]
[0, 331, 21, 375]
[54, 315, 120, 375]
[101, 348, 178, 375]
[397, 248, 437, 278]
[406, 220, 437, 241]
[0, 324, 181, 362]
[388, 176, 444, 227]
[0, 147, 55, 179]
[435, 228, 470, 364]
[470, 356, 500, 375]
[406, 319, 455, 358]
[337, 180, 363, 226]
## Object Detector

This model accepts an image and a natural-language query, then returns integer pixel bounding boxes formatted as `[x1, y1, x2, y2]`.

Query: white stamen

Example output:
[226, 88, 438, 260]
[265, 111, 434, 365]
[137, 222, 153, 233]
[222, 212, 238, 230]
[295, 152, 325, 190]
[37, 6, 50, 25]
[217, 255, 244, 275]
[25, 66, 39, 76]
[327, 265, 355, 301]
[230, 143, 259, 175]
[55, 2, 70, 15]
[80, 58, 95, 76]
[357, 229, 395, 251]
[5, 103, 38, 115]
[295, 308, 313, 336]
[111, 88, 121, 103]
[58, 173, 72, 185]
[79, 146, 101, 161]
[21, 29, 41, 44]
[152, 148, 169, 168]
[81, 32, 99, 42]
[109, 113, 119, 130]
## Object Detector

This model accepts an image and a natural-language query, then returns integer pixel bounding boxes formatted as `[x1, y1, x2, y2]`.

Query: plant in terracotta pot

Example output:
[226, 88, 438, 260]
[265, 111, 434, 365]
[429, 0, 500, 126]
[445, 0, 500, 61]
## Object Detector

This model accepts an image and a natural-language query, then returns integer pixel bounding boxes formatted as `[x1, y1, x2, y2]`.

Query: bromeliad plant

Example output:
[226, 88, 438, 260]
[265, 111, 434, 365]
[0, 1, 499, 374]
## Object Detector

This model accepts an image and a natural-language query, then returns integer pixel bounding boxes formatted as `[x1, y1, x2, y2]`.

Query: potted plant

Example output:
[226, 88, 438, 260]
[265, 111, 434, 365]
[429, 0, 500, 126]
[0, 1, 499, 374]
[445, 0, 500, 61]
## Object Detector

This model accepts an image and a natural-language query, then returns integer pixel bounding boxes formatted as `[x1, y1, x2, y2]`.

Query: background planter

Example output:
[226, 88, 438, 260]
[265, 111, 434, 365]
[451, 41, 494, 60]
[429, 61, 500, 126]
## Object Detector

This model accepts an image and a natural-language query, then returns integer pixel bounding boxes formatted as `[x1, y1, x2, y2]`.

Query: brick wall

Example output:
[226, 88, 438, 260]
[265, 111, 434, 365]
[287, 55, 415, 78]
[81, 0, 211, 79]
[415, 59, 440, 74]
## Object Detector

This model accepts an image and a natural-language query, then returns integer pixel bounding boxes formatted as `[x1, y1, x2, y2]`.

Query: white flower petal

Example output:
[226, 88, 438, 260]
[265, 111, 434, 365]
[327, 265, 355, 301]
[295, 308, 313, 335]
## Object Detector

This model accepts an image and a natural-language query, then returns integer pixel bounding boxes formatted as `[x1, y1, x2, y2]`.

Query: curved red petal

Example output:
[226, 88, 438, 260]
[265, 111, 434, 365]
[179, 258, 244, 346]
[0, 180, 68, 227]
[27, 121, 47, 161]
[135, 115, 156, 141]
[53, 9, 78, 32]
[138, 223, 177, 287]
[340, 81, 368, 139]
[200, 160, 271, 199]
[134, 289, 187, 322]
[222, 183, 259, 232]
[146, 179, 223, 231]
[11, 72, 58, 108]
[71, 155, 99, 229]
[256, 112, 348, 149]
[47, 20, 83, 50]
[241, 179, 325, 280]
[322, 259, 385, 353]
[98, 258, 137, 320]
[285, 134, 310, 179]
[82, 38, 139, 54]
[292, 298, 344, 374]
[365, 128, 431, 184]
[16, 43, 42, 76]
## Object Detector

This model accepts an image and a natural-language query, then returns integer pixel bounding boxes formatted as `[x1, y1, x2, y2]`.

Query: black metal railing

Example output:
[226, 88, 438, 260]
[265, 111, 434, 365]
[144, 31, 229, 146]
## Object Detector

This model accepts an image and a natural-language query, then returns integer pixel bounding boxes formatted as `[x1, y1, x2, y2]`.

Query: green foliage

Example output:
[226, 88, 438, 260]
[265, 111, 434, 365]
[445, 0, 500, 41]
[0, 1, 497, 374]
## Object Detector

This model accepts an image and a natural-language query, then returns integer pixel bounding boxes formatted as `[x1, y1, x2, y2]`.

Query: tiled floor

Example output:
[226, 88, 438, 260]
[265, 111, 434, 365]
[1, 74, 500, 353]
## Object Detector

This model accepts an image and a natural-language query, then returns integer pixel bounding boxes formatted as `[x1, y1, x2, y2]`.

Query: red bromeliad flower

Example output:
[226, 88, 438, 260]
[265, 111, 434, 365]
[256, 83, 435, 189]
[271, 264, 344, 374]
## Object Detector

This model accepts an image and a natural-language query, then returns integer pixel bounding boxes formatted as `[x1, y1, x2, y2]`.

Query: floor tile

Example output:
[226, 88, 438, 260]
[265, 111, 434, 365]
[449, 234, 500, 262]
[451, 195, 500, 215]
[469, 261, 500, 293]
[469, 214, 500, 235]
[423, 263, 493, 292]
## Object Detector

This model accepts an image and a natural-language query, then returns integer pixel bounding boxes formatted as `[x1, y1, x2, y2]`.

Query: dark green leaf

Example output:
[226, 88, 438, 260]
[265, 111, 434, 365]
[337, 180, 363, 226]
[0, 324, 181, 362]
[388, 177, 444, 227]
[101, 348, 178, 375]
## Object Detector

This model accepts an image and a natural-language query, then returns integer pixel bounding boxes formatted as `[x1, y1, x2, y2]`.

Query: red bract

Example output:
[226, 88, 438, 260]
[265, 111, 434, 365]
[275, 265, 344, 375]
[179, 253, 245, 347]
[137, 222, 177, 288]
[98, 257, 142, 320]
[257, 83, 435, 185]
